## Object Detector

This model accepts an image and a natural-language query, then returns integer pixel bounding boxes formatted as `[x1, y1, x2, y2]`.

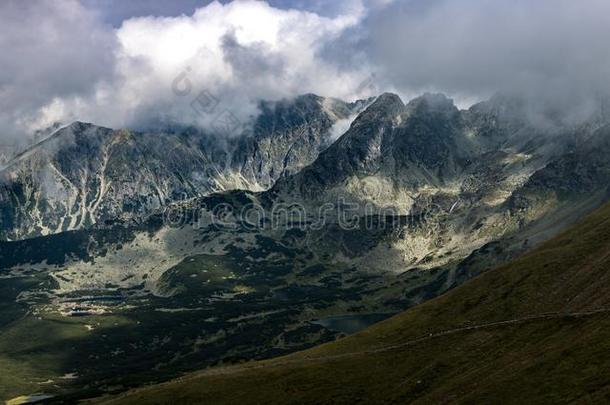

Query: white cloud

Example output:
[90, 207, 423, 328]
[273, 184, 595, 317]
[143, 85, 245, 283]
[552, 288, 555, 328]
[3, 0, 610, 141]
[18, 0, 374, 136]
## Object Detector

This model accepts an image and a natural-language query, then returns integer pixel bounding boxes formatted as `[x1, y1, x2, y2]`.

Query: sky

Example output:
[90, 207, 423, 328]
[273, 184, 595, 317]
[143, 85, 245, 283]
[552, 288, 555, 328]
[1, 0, 610, 141]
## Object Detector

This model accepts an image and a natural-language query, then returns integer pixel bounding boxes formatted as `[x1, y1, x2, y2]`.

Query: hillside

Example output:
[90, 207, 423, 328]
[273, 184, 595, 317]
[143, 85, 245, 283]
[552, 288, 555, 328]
[100, 201, 610, 404]
[5, 93, 610, 403]
[0, 95, 363, 241]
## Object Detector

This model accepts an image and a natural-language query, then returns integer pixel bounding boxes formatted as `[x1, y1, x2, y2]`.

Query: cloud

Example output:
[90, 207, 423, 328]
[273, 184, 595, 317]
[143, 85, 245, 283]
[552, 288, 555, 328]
[81, 0, 373, 26]
[2, 0, 376, 139]
[81, 0, 216, 26]
[354, 0, 610, 114]
[102, 0, 369, 131]
[3, 0, 610, 142]
[0, 0, 115, 142]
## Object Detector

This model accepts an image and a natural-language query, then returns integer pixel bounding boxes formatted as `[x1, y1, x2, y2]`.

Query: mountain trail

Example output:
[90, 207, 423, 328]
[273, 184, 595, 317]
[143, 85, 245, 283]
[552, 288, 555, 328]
[147, 308, 610, 382]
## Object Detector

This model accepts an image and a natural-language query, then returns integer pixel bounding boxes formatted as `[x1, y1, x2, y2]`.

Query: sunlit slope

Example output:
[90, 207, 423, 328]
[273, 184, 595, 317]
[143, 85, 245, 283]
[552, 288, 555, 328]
[102, 202, 610, 404]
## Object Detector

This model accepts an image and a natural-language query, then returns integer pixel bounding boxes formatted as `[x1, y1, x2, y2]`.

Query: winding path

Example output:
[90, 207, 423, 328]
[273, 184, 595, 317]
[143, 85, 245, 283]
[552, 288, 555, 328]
[158, 307, 610, 382]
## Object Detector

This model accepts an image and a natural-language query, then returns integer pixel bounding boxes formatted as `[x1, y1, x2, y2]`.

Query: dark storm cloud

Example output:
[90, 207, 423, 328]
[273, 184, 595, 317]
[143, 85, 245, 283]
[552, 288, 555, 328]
[0, 0, 115, 141]
[2, 0, 610, 141]
[355, 0, 610, 113]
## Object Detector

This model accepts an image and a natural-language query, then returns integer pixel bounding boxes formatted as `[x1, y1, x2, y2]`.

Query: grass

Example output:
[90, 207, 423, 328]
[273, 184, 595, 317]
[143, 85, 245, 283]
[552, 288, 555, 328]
[99, 202, 610, 404]
[0, 247, 392, 401]
[0, 310, 134, 400]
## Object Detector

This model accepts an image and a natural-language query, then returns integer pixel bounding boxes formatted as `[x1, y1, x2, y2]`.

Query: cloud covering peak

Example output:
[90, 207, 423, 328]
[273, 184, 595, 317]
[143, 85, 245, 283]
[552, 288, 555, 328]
[1, 0, 375, 140]
[2, 0, 610, 142]
[359, 0, 610, 109]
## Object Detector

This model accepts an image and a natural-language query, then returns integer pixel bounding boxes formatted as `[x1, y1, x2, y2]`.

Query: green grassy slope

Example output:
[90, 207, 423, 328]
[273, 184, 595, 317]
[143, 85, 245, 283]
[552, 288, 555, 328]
[100, 202, 610, 404]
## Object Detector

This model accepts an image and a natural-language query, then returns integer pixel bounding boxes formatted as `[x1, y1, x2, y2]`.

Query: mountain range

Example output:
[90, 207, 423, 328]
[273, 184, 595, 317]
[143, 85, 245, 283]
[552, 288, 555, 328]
[0, 95, 367, 241]
[1, 91, 609, 402]
[102, 196, 610, 404]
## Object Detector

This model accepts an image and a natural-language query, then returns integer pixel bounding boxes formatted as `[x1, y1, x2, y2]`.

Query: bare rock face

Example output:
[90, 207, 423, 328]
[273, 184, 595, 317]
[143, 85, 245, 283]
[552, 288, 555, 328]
[260, 92, 610, 282]
[2, 90, 610, 262]
[0, 95, 366, 240]
[2, 93, 610, 399]
[274, 92, 610, 207]
[273, 93, 480, 201]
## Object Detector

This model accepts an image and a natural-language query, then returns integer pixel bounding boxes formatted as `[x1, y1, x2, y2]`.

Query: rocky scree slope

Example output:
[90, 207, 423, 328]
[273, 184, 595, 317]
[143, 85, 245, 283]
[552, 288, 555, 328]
[0, 95, 365, 240]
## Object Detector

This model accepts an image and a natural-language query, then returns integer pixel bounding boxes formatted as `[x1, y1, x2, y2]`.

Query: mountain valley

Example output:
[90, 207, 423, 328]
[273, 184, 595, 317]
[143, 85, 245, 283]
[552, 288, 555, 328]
[1, 92, 609, 402]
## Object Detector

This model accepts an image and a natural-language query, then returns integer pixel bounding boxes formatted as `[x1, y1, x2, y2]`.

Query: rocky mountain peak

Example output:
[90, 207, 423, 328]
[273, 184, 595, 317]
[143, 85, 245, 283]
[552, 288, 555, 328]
[406, 93, 457, 115]
[467, 93, 528, 126]
[373, 92, 404, 108]
[351, 92, 405, 125]
[66, 120, 96, 131]
[272, 92, 469, 199]
[0, 94, 366, 240]
[341, 93, 401, 131]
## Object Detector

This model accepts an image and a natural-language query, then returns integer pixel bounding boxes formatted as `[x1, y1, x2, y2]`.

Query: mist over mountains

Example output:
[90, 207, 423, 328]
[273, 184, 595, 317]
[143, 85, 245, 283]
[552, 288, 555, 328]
[1, 90, 608, 242]
[1, 86, 609, 402]
[3, 0, 610, 144]
[2, 1, 610, 403]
